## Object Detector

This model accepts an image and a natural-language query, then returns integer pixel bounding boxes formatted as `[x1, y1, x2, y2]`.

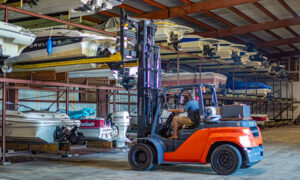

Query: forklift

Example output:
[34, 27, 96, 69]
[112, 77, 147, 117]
[119, 12, 264, 175]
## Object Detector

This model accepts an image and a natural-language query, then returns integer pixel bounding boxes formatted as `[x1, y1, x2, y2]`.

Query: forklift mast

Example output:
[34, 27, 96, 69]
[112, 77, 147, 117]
[120, 11, 161, 138]
[137, 21, 161, 138]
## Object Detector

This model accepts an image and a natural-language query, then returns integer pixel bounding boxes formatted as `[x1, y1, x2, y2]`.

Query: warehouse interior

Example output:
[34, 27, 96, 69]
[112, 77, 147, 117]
[0, 0, 300, 179]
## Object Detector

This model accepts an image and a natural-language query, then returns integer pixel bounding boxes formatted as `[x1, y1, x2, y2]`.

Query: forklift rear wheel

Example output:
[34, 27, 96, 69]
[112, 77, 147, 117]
[210, 144, 242, 175]
[128, 143, 155, 171]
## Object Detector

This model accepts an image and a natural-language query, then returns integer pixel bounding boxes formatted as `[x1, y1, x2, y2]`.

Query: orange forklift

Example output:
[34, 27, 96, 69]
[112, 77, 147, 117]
[119, 11, 264, 175]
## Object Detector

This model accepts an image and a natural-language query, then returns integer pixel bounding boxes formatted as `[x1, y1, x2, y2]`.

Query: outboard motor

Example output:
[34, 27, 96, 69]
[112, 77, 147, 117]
[205, 106, 221, 122]
[112, 111, 130, 148]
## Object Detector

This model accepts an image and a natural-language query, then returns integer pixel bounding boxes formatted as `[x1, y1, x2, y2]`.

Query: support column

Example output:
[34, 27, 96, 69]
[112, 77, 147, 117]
[177, 53, 180, 85]
[232, 72, 235, 99]
[2, 59, 8, 165]
[7, 88, 18, 110]
[97, 89, 109, 117]
[56, 89, 60, 112]
[113, 90, 116, 113]
[66, 73, 69, 115]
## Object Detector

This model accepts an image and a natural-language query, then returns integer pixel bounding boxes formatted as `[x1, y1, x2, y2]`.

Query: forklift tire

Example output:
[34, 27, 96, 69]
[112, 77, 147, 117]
[128, 143, 155, 171]
[210, 144, 242, 175]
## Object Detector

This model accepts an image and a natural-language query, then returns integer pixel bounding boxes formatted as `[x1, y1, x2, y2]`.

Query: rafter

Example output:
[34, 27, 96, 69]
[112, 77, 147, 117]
[277, 0, 298, 17]
[228, 6, 285, 41]
[199, 17, 300, 38]
[181, 15, 216, 31]
[140, 0, 216, 31]
[82, 16, 103, 24]
[135, 0, 262, 19]
[118, 4, 144, 14]
[100, 11, 119, 17]
[228, 6, 288, 52]
[141, 0, 168, 9]
[257, 37, 300, 48]
[180, 0, 192, 5]
[268, 50, 300, 58]
[253, 2, 299, 41]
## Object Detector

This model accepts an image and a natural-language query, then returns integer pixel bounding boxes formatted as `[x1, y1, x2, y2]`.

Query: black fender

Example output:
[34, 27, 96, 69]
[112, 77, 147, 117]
[137, 137, 165, 164]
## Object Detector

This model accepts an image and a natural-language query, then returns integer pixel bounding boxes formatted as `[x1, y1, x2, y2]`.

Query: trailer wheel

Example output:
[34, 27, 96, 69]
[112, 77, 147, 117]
[128, 143, 155, 171]
[210, 144, 242, 175]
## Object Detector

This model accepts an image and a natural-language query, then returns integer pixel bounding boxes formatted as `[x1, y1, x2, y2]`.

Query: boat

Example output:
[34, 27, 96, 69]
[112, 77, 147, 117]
[0, 21, 36, 59]
[100, 18, 194, 45]
[9, 28, 117, 65]
[251, 114, 270, 127]
[162, 72, 227, 89]
[0, 110, 80, 143]
[154, 20, 194, 44]
[226, 81, 272, 97]
[4, 0, 123, 20]
[77, 118, 117, 141]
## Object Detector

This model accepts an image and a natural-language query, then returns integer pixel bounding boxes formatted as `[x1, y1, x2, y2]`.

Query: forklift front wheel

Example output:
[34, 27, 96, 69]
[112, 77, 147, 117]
[210, 144, 242, 175]
[128, 143, 155, 171]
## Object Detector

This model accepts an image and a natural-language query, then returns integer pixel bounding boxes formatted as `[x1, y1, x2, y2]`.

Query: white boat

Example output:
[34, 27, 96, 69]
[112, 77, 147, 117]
[1, 0, 123, 20]
[154, 20, 194, 44]
[0, 21, 36, 59]
[77, 118, 117, 141]
[9, 28, 117, 65]
[101, 18, 194, 44]
[162, 72, 227, 89]
[251, 114, 270, 127]
[228, 88, 272, 97]
[0, 110, 80, 143]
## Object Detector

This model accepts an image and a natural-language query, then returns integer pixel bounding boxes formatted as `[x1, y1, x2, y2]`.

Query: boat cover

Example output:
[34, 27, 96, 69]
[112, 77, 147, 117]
[226, 81, 272, 90]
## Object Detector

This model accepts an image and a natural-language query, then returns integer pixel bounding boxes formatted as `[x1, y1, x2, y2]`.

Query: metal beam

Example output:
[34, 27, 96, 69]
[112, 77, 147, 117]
[198, 17, 300, 38]
[277, 0, 297, 17]
[228, 6, 286, 52]
[141, 0, 216, 32]
[180, 15, 216, 31]
[100, 11, 120, 17]
[82, 16, 103, 24]
[257, 37, 300, 48]
[0, 78, 127, 91]
[268, 51, 300, 58]
[180, 0, 192, 5]
[135, 0, 261, 19]
[141, 0, 167, 9]
[119, 4, 144, 14]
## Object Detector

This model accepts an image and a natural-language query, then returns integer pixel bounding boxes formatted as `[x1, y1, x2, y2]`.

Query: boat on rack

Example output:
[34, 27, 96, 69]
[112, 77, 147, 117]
[0, 21, 36, 59]
[9, 28, 117, 65]
[226, 81, 272, 97]
[0, 110, 80, 143]
[162, 72, 227, 90]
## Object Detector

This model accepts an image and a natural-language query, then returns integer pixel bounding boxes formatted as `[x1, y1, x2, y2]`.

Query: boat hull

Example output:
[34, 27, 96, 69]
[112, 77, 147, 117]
[162, 72, 227, 89]
[0, 111, 80, 143]
[0, 21, 35, 58]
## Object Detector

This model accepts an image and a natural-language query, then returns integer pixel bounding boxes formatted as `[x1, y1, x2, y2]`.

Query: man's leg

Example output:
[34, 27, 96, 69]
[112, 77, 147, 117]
[169, 116, 193, 139]
[170, 116, 179, 139]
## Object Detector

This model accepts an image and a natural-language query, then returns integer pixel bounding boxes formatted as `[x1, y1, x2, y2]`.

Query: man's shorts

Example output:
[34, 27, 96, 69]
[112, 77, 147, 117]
[175, 116, 193, 126]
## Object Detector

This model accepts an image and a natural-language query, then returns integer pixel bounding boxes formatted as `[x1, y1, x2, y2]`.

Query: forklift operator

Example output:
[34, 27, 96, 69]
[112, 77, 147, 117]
[168, 92, 199, 139]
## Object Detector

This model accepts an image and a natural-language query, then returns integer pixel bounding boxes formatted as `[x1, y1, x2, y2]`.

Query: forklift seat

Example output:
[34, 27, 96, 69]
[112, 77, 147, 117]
[178, 128, 199, 140]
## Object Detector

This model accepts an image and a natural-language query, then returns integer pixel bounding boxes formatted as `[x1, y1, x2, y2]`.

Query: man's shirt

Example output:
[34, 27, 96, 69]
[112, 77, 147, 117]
[183, 98, 199, 113]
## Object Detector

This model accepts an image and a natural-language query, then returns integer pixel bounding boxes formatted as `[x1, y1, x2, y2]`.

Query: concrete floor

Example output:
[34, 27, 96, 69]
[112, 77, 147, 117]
[1, 126, 300, 180]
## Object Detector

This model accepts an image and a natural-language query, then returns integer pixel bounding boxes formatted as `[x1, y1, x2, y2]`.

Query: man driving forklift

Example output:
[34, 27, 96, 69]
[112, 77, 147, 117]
[168, 91, 199, 139]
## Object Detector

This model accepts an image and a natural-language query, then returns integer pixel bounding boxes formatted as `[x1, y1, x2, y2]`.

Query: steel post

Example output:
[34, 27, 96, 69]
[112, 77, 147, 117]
[177, 53, 180, 85]
[4, 8, 8, 23]
[1, 59, 7, 164]
[66, 73, 69, 115]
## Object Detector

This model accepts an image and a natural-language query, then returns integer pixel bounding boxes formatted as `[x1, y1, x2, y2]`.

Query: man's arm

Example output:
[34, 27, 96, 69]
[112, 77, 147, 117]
[169, 107, 185, 113]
